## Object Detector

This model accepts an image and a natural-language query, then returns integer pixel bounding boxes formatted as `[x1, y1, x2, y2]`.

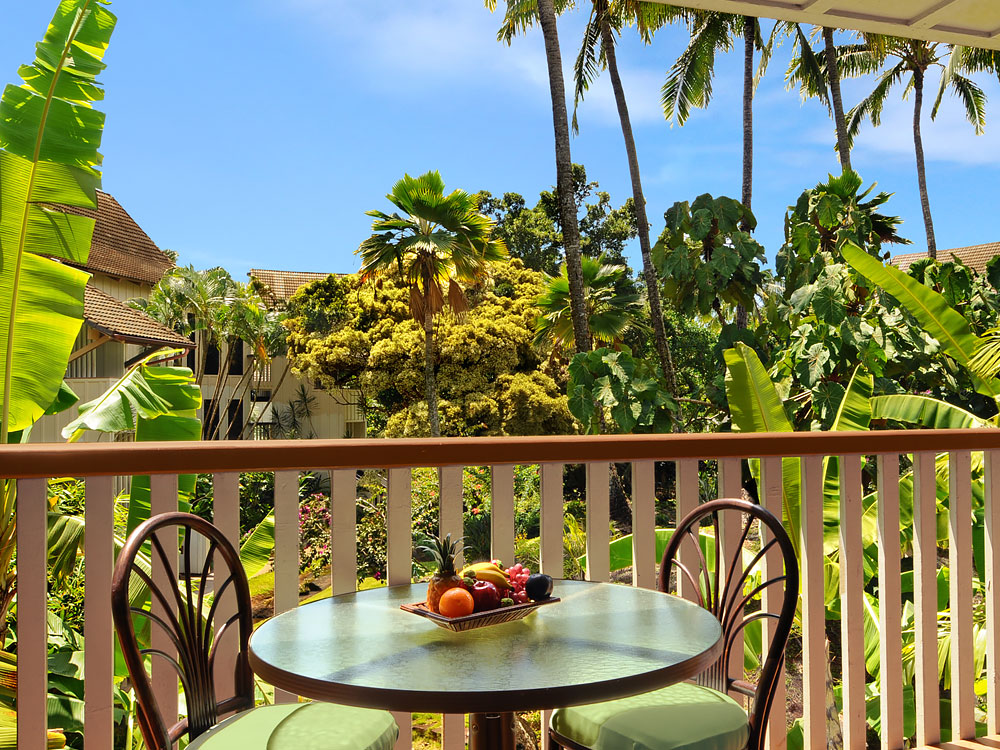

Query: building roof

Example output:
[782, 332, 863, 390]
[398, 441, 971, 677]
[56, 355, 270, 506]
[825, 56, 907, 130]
[248, 269, 340, 304]
[650, 1, 1000, 52]
[892, 242, 1000, 274]
[60, 191, 175, 285]
[84, 284, 193, 349]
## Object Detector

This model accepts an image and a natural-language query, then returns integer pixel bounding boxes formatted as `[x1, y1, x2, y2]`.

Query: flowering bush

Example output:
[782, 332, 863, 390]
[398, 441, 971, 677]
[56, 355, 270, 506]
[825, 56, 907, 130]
[298, 492, 332, 576]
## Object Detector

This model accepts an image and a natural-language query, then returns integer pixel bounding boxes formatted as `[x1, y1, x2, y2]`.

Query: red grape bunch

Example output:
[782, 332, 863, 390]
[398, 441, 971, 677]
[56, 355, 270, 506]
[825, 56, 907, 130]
[504, 563, 531, 604]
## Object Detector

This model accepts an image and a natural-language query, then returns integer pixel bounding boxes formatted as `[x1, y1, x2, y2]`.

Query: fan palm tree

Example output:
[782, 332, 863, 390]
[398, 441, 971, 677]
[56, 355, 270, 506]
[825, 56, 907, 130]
[662, 12, 761, 220]
[357, 171, 506, 437]
[487, 0, 592, 354]
[534, 255, 644, 355]
[571, 0, 683, 403]
[845, 37, 996, 258]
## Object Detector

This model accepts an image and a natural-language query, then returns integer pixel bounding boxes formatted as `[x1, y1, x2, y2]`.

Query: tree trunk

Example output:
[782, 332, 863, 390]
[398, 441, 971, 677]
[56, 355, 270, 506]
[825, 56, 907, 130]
[537, 0, 592, 354]
[599, 17, 680, 416]
[741, 17, 755, 221]
[243, 358, 291, 440]
[912, 67, 937, 259]
[823, 27, 852, 172]
[424, 305, 442, 437]
[203, 340, 237, 440]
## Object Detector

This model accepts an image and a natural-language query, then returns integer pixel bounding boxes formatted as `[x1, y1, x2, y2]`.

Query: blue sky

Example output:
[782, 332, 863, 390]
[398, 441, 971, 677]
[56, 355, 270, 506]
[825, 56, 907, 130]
[3, 1, 999, 280]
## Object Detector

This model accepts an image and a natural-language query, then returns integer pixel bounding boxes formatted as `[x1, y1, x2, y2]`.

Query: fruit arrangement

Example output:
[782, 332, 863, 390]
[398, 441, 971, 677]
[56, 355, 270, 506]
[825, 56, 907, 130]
[418, 533, 555, 619]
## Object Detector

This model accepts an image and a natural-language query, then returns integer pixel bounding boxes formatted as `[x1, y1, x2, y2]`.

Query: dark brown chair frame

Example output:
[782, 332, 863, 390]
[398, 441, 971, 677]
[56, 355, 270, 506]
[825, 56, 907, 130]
[549, 498, 799, 750]
[111, 512, 255, 750]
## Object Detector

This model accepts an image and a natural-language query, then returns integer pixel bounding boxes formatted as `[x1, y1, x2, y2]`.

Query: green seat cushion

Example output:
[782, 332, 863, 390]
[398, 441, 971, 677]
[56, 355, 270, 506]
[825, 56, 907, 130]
[551, 682, 750, 750]
[187, 702, 398, 750]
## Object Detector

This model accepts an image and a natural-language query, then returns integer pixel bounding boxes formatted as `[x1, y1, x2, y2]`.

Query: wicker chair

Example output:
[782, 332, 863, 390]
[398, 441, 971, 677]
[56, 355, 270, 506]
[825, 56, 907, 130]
[548, 499, 799, 750]
[111, 512, 398, 750]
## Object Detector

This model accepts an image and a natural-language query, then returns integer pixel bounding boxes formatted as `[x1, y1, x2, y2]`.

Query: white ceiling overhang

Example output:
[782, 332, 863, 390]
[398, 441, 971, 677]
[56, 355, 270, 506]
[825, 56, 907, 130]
[652, 0, 1000, 50]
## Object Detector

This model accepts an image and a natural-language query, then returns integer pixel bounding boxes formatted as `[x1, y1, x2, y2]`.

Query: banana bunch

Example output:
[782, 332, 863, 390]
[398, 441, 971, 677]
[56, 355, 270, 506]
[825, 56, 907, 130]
[460, 561, 512, 590]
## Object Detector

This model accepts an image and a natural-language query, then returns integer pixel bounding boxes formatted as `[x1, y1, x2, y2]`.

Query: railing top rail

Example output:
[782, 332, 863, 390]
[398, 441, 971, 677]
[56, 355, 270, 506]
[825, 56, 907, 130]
[2, 429, 999, 478]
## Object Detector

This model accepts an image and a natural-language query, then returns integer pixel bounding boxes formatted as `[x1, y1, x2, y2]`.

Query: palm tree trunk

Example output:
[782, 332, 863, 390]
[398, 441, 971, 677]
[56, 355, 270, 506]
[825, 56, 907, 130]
[598, 17, 680, 413]
[244, 358, 291, 439]
[424, 305, 442, 437]
[736, 16, 755, 332]
[912, 67, 937, 259]
[537, 0, 592, 354]
[822, 27, 852, 172]
[741, 17, 755, 220]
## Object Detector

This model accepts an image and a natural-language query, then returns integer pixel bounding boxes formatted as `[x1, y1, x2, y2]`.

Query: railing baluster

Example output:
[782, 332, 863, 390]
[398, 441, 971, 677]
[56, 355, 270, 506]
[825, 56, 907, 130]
[876, 455, 903, 750]
[986, 448, 1000, 735]
[273, 470, 299, 704]
[491, 464, 515, 566]
[759, 456, 785, 750]
[676, 458, 699, 602]
[800, 455, 826, 750]
[539, 463, 563, 578]
[839, 455, 865, 750]
[213, 472, 240, 711]
[585, 463, 610, 583]
[718, 456, 741, 682]
[84, 476, 114, 750]
[150, 474, 179, 726]
[439, 466, 465, 750]
[386, 467, 412, 750]
[16, 478, 46, 750]
[912, 451, 940, 746]
[949, 450, 975, 740]
[331, 469, 358, 596]
[631, 460, 655, 589]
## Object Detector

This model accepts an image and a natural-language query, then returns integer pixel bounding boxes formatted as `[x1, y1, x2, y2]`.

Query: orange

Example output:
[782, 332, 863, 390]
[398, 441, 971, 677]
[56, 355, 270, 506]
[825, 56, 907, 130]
[437, 587, 475, 618]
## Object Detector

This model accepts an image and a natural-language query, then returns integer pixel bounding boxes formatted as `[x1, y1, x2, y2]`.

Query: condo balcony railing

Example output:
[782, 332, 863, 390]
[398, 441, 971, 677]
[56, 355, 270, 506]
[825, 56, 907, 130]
[4, 428, 1000, 750]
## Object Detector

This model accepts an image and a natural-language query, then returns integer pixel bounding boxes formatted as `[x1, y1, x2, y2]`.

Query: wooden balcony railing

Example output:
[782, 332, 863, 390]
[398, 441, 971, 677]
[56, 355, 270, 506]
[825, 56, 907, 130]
[5, 428, 1000, 750]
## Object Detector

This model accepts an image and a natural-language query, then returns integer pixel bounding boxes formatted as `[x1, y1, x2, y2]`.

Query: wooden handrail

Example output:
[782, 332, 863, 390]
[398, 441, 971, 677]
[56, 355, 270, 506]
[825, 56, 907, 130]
[3, 428, 999, 478]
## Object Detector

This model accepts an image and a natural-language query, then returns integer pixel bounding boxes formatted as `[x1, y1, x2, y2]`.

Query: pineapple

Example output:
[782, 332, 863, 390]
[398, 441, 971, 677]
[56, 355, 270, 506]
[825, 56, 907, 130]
[418, 533, 464, 613]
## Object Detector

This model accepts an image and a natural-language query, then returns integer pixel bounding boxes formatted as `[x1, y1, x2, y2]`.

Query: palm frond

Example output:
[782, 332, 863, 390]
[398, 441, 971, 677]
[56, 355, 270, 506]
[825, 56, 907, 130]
[786, 22, 828, 106]
[572, 8, 604, 134]
[661, 12, 732, 125]
[943, 72, 987, 134]
[845, 60, 907, 148]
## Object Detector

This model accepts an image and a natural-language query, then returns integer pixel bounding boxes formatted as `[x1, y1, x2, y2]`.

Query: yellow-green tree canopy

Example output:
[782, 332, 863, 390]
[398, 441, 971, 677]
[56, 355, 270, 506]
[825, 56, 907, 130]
[285, 259, 575, 437]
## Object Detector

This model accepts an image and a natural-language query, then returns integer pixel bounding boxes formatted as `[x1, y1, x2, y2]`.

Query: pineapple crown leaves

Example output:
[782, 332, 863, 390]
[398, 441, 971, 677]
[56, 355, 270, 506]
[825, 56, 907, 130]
[416, 532, 464, 574]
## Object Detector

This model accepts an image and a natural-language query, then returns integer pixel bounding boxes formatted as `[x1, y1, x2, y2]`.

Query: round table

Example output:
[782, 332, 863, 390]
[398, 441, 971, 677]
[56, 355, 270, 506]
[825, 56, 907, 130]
[249, 580, 722, 749]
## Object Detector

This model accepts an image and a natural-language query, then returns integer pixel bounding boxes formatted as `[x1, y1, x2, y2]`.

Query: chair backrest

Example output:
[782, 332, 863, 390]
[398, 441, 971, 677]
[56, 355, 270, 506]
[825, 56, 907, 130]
[111, 512, 255, 750]
[657, 499, 798, 750]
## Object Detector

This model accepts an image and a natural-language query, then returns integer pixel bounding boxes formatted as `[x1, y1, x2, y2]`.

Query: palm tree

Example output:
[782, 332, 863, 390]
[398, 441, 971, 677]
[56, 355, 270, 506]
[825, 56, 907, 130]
[487, 0, 592, 354]
[357, 171, 506, 437]
[571, 0, 683, 401]
[662, 12, 760, 219]
[534, 255, 644, 355]
[845, 37, 994, 258]
[786, 25, 853, 170]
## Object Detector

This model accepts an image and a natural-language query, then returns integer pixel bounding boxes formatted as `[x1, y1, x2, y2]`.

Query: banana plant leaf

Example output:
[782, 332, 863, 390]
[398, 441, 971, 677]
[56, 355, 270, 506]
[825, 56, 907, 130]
[240, 512, 276, 580]
[870, 394, 993, 429]
[842, 242, 1000, 401]
[0, 1, 117, 439]
[46, 513, 84, 582]
[723, 342, 802, 557]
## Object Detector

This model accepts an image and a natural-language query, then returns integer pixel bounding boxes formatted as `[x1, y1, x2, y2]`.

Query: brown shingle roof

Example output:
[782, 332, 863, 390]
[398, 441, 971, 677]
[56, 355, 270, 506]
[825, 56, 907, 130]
[84, 284, 193, 349]
[892, 242, 1000, 274]
[248, 269, 342, 304]
[61, 191, 174, 285]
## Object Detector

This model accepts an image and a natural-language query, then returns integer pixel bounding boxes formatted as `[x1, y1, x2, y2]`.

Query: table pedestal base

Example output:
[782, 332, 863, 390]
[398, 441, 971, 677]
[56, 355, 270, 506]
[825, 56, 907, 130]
[468, 712, 515, 750]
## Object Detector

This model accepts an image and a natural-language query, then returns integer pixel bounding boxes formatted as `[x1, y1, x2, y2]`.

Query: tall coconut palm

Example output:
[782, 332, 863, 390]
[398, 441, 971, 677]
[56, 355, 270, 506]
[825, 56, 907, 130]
[487, 0, 592, 354]
[786, 25, 853, 170]
[844, 38, 994, 258]
[534, 255, 644, 355]
[662, 12, 761, 218]
[357, 171, 506, 437]
[571, 0, 683, 402]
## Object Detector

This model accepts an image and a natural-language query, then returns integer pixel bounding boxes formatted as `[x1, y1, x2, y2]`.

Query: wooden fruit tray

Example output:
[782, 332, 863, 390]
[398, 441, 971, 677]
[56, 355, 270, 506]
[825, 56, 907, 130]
[400, 597, 560, 632]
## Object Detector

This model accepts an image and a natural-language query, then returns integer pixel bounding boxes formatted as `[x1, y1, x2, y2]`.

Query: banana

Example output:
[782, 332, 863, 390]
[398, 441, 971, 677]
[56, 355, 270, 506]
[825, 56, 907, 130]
[473, 569, 512, 590]
[461, 561, 505, 577]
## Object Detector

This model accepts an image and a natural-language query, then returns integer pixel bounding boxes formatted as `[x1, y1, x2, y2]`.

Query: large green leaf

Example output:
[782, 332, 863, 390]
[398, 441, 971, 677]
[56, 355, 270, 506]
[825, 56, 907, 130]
[240, 512, 276, 580]
[724, 342, 801, 555]
[0, 1, 117, 439]
[842, 242, 1000, 400]
[870, 394, 993, 429]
